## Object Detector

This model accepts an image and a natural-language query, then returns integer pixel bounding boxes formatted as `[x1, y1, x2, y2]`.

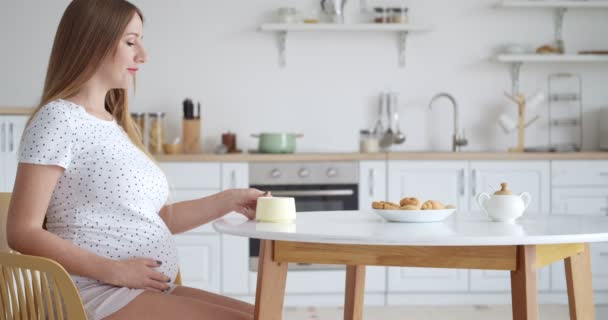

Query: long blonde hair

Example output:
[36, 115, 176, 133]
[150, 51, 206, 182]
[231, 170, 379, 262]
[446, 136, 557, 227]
[28, 0, 148, 155]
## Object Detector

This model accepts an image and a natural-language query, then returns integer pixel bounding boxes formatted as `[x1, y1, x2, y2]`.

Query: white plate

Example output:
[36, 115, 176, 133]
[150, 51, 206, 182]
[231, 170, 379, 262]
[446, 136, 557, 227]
[372, 208, 456, 223]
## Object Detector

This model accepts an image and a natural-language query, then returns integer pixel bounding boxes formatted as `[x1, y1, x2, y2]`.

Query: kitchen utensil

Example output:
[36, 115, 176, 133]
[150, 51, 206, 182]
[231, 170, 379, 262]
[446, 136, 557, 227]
[321, 0, 348, 23]
[372, 208, 456, 223]
[548, 73, 583, 152]
[251, 133, 303, 154]
[476, 182, 531, 224]
[163, 143, 183, 155]
[372, 95, 385, 136]
[393, 110, 406, 144]
[379, 93, 394, 149]
[222, 132, 237, 153]
[600, 106, 608, 151]
[183, 118, 201, 154]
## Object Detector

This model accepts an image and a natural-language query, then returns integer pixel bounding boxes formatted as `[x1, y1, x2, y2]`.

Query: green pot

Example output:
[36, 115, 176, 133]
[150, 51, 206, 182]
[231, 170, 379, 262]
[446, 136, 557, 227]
[251, 133, 303, 154]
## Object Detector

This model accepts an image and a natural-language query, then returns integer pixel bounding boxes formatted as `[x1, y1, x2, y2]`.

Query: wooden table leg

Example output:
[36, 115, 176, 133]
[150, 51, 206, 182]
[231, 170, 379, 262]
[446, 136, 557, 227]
[254, 240, 288, 320]
[344, 265, 366, 320]
[565, 243, 595, 320]
[510, 245, 539, 320]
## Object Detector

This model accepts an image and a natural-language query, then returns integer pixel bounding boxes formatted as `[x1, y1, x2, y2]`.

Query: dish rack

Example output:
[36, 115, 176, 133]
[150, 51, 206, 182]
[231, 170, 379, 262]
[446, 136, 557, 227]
[548, 73, 583, 151]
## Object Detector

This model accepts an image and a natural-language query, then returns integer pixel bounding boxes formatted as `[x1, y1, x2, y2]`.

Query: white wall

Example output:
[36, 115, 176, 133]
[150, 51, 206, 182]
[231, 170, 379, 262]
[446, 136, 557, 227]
[1, 0, 607, 152]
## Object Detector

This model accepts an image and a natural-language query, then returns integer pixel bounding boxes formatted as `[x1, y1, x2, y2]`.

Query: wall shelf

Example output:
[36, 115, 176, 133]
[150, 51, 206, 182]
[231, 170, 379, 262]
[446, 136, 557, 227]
[494, 54, 608, 95]
[495, 1, 608, 94]
[259, 23, 434, 67]
[499, 0, 608, 9]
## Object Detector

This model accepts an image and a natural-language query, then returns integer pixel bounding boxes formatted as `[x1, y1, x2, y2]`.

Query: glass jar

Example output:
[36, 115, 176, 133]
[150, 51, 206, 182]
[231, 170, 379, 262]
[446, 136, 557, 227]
[373, 7, 386, 23]
[360, 130, 380, 153]
[148, 112, 165, 154]
[130, 112, 145, 144]
[390, 7, 408, 24]
[277, 7, 299, 24]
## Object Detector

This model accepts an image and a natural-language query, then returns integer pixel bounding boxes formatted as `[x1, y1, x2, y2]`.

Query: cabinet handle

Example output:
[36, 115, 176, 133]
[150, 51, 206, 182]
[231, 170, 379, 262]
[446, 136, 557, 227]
[602, 207, 608, 215]
[600, 252, 608, 258]
[0, 122, 5, 152]
[230, 170, 237, 189]
[600, 172, 608, 177]
[8, 122, 14, 152]
[369, 168, 375, 197]
[459, 169, 465, 196]
[471, 169, 477, 196]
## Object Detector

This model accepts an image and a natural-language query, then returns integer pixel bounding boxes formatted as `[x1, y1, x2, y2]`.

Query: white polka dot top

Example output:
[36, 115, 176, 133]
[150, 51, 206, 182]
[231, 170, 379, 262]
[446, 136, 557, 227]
[18, 99, 179, 288]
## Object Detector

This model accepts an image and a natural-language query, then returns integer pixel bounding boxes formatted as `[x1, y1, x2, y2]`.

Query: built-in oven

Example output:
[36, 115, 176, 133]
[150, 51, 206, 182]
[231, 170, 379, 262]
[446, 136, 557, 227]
[249, 161, 358, 271]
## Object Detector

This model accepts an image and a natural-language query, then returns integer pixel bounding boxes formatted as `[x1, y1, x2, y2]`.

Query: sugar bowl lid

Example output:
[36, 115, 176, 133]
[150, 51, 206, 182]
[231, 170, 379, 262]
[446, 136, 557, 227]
[494, 182, 513, 195]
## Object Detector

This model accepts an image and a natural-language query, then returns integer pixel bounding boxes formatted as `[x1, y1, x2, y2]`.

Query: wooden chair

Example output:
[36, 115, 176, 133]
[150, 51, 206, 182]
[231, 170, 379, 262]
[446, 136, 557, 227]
[1, 192, 183, 319]
[1, 192, 87, 319]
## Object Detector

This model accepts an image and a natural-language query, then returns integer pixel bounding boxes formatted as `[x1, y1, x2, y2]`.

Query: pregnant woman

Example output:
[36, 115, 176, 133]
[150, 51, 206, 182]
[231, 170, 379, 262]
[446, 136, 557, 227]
[6, 0, 262, 319]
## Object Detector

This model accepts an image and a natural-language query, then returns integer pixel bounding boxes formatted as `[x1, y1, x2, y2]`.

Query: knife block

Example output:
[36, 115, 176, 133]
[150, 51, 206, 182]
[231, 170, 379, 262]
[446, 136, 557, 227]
[183, 119, 201, 154]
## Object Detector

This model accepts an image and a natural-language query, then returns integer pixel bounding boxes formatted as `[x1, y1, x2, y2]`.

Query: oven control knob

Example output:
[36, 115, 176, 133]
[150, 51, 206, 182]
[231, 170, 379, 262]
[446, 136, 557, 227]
[326, 168, 337, 177]
[270, 169, 282, 178]
[298, 168, 310, 178]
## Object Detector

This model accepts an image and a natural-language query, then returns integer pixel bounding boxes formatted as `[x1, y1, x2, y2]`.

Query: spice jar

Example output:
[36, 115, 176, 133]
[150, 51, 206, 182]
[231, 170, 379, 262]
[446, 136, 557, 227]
[360, 130, 380, 153]
[130, 112, 145, 144]
[277, 7, 299, 23]
[148, 112, 166, 154]
[373, 7, 387, 23]
[390, 7, 408, 23]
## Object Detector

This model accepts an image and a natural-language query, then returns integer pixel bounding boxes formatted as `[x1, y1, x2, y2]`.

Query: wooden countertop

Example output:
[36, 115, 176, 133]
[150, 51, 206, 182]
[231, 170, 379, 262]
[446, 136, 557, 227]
[0, 107, 34, 115]
[155, 151, 608, 162]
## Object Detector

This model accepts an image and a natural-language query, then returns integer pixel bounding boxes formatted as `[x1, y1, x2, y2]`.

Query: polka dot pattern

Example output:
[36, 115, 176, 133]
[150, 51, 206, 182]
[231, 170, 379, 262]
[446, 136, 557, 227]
[18, 99, 179, 289]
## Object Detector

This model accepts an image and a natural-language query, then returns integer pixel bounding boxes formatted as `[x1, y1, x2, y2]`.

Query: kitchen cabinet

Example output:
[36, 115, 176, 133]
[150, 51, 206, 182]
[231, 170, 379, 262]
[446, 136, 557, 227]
[219, 163, 251, 295]
[161, 162, 250, 295]
[551, 160, 608, 291]
[359, 160, 387, 209]
[174, 234, 220, 293]
[0, 116, 27, 192]
[468, 161, 551, 292]
[387, 160, 551, 292]
[387, 161, 469, 292]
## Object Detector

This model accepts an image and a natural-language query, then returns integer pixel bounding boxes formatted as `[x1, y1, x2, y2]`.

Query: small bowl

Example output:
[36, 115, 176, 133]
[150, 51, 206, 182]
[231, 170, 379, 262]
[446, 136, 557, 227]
[163, 143, 183, 154]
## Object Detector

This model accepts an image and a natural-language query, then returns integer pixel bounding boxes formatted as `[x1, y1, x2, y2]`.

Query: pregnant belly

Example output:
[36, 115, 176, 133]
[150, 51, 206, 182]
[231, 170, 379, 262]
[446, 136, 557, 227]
[66, 227, 180, 285]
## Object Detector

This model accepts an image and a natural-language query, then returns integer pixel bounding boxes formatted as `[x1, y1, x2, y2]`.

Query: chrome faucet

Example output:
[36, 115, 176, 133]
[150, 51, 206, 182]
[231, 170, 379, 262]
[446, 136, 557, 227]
[428, 93, 468, 152]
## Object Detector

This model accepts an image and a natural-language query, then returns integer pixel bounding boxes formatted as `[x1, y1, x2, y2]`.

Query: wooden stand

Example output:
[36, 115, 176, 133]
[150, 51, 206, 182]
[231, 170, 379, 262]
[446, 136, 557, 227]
[506, 93, 527, 153]
[182, 119, 201, 154]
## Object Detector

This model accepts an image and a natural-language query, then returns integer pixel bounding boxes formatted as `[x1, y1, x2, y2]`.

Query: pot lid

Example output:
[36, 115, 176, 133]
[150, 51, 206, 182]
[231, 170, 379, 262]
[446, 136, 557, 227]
[494, 182, 513, 195]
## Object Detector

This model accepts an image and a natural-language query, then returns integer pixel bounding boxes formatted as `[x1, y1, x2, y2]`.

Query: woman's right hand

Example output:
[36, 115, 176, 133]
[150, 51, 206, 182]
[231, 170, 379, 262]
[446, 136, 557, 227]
[104, 258, 171, 292]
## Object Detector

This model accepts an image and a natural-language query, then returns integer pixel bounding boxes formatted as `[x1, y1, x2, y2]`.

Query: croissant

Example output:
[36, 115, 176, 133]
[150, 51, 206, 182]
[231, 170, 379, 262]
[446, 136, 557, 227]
[399, 197, 421, 208]
[421, 200, 445, 210]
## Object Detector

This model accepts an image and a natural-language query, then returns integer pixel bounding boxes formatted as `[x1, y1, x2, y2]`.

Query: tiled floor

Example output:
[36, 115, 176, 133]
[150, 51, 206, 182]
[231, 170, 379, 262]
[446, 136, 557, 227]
[283, 305, 608, 320]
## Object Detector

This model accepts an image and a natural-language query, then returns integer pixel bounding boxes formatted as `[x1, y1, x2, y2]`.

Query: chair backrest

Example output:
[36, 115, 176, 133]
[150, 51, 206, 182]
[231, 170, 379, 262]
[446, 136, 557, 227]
[0, 251, 88, 319]
[1, 193, 11, 252]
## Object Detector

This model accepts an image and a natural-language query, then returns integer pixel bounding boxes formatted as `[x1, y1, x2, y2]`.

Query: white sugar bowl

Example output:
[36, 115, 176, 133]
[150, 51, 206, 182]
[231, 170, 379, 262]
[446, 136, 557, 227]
[476, 183, 531, 223]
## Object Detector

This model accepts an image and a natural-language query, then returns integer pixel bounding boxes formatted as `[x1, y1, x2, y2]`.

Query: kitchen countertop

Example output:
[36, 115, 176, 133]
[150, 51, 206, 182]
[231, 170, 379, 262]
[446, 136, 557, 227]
[213, 210, 608, 246]
[0, 107, 34, 115]
[3, 107, 607, 161]
[155, 151, 608, 162]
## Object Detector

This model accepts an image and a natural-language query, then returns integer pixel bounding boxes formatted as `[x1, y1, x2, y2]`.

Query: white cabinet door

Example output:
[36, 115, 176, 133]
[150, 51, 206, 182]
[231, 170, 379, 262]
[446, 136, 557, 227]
[359, 161, 387, 210]
[552, 187, 608, 216]
[469, 161, 551, 292]
[468, 161, 551, 217]
[0, 116, 27, 192]
[174, 234, 221, 293]
[387, 161, 469, 292]
[220, 163, 251, 295]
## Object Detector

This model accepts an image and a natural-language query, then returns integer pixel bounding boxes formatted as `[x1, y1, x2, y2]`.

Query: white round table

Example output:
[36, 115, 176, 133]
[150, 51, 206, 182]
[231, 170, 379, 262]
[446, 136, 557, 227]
[214, 211, 608, 320]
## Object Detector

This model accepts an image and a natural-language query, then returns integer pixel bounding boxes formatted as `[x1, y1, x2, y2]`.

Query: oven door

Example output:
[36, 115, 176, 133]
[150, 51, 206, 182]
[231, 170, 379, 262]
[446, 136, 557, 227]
[248, 184, 358, 271]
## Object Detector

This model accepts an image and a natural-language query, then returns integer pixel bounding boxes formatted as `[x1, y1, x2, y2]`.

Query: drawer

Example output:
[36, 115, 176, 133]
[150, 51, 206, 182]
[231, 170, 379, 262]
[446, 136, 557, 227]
[552, 161, 608, 187]
[552, 188, 608, 216]
[159, 162, 221, 189]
